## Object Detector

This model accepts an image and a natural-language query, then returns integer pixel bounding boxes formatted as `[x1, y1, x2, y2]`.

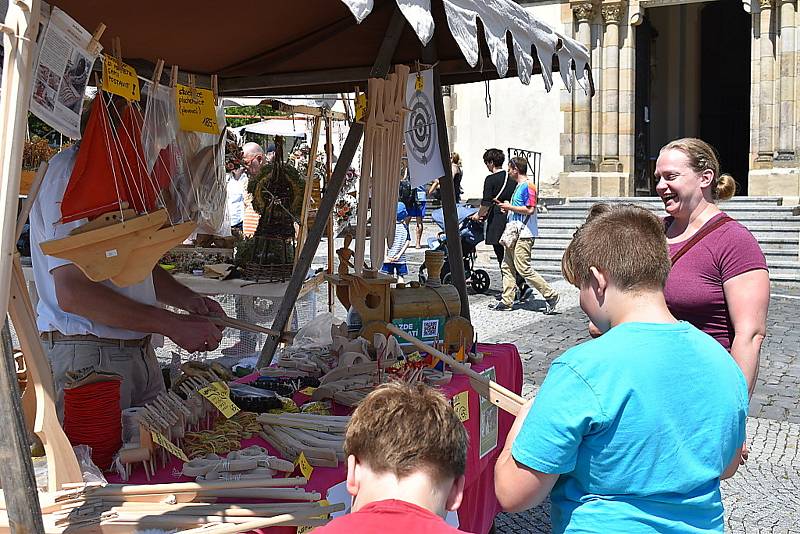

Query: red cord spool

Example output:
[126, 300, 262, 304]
[63, 380, 122, 470]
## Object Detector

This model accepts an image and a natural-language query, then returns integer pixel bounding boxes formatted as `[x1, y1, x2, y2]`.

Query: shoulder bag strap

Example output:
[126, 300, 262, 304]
[493, 174, 512, 202]
[670, 215, 734, 265]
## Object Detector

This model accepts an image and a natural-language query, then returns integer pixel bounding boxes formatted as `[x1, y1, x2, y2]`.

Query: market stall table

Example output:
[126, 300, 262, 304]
[108, 343, 523, 534]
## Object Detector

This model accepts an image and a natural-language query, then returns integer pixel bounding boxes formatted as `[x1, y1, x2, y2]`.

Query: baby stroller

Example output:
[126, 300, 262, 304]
[418, 205, 491, 293]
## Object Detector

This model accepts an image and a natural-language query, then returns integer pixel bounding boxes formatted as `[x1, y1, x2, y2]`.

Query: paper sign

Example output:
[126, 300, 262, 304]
[175, 83, 219, 134]
[300, 386, 317, 396]
[199, 381, 240, 418]
[355, 92, 367, 121]
[297, 527, 315, 534]
[151, 431, 189, 462]
[452, 391, 469, 422]
[295, 451, 314, 480]
[102, 55, 140, 101]
[414, 73, 424, 92]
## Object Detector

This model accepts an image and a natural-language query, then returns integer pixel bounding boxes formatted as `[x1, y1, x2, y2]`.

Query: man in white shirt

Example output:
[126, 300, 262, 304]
[30, 145, 226, 419]
[227, 168, 247, 234]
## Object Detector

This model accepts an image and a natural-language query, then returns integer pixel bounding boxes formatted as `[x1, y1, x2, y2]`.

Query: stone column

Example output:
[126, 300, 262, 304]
[776, 0, 795, 161]
[600, 2, 622, 171]
[571, 2, 594, 167]
[757, 0, 776, 164]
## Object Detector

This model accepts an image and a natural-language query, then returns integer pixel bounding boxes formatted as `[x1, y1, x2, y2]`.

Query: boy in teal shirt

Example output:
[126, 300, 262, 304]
[494, 204, 748, 533]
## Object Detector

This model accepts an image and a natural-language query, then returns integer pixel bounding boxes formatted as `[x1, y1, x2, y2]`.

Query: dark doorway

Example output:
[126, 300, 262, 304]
[700, 0, 751, 194]
[634, 17, 657, 196]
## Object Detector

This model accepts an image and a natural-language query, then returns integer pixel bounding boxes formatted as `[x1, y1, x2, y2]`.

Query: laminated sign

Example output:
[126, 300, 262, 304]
[199, 381, 240, 418]
[175, 83, 219, 134]
[102, 55, 140, 101]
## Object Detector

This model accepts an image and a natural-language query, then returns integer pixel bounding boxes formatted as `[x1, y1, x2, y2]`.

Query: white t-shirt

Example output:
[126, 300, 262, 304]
[226, 172, 246, 226]
[29, 146, 158, 339]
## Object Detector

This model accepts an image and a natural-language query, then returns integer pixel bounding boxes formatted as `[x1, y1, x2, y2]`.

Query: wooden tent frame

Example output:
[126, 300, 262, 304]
[0, 2, 590, 531]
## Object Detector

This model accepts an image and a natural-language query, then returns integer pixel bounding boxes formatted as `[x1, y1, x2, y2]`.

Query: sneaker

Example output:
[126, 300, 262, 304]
[489, 302, 513, 311]
[543, 294, 560, 314]
[518, 287, 534, 303]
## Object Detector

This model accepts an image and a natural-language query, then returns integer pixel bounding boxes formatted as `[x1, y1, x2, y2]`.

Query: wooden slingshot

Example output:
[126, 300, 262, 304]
[385, 323, 526, 416]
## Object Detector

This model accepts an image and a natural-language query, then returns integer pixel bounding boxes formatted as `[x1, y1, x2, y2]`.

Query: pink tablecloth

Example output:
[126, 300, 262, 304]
[109, 343, 522, 534]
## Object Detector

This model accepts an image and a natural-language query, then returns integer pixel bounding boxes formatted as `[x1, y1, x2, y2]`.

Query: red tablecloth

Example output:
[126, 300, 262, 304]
[108, 343, 522, 534]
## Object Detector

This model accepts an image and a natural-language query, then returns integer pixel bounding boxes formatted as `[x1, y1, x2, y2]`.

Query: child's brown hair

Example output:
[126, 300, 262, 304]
[344, 382, 468, 483]
[561, 203, 671, 291]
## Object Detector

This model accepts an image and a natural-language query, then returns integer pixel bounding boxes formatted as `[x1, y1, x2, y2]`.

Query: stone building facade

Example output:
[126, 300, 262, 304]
[557, 0, 800, 202]
[448, 0, 800, 203]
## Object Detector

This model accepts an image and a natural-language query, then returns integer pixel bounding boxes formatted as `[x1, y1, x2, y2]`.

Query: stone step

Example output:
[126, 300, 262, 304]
[533, 227, 800, 241]
[522, 261, 800, 283]
[538, 212, 800, 225]
[553, 196, 785, 206]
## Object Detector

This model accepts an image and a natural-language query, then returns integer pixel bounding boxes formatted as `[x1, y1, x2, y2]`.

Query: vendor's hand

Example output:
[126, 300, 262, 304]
[185, 295, 225, 317]
[166, 313, 223, 353]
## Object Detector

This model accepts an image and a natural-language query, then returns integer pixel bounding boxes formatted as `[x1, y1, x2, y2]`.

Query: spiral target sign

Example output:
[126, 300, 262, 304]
[403, 69, 444, 186]
[406, 90, 437, 166]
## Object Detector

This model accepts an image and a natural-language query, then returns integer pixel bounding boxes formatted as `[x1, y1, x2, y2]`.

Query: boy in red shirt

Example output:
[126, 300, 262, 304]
[314, 382, 470, 534]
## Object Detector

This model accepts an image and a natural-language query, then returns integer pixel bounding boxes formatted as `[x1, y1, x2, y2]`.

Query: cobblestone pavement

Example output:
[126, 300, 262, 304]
[458, 260, 800, 533]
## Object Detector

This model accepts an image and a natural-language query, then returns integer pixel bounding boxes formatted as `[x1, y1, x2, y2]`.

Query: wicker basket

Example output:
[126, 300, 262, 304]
[242, 262, 294, 283]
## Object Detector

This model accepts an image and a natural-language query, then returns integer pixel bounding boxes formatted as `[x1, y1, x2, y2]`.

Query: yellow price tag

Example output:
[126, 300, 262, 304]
[295, 451, 314, 480]
[415, 73, 424, 92]
[452, 391, 469, 423]
[199, 381, 240, 418]
[355, 92, 367, 122]
[299, 386, 317, 396]
[102, 55, 140, 101]
[297, 527, 316, 534]
[151, 431, 189, 462]
[175, 83, 219, 134]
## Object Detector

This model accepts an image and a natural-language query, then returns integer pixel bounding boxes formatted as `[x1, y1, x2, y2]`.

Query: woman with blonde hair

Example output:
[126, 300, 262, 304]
[655, 137, 768, 397]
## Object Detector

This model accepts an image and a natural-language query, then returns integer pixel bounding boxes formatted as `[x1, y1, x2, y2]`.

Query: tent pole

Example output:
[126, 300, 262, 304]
[0, 3, 46, 528]
[422, 41, 470, 321]
[257, 7, 407, 367]
[0, 320, 45, 532]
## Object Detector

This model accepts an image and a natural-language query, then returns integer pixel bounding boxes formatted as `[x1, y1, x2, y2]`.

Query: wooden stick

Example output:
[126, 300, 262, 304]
[296, 115, 322, 255]
[14, 161, 47, 242]
[384, 323, 525, 415]
[198, 314, 294, 341]
[175, 510, 334, 534]
[83, 477, 308, 496]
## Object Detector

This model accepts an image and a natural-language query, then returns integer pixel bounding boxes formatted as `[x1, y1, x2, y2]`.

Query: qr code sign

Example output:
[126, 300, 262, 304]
[422, 319, 439, 338]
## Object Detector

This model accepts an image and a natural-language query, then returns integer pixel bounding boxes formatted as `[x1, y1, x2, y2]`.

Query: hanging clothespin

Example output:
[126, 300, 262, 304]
[211, 74, 218, 105]
[414, 60, 424, 92]
[150, 59, 165, 90]
[112, 36, 122, 66]
[87, 23, 106, 57]
[188, 73, 196, 96]
[170, 65, 179, 88]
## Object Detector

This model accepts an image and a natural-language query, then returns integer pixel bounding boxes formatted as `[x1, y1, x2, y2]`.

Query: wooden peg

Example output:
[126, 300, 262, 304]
[170, 65, 179, 88]
[150, 59, 165, 89]
[189, 73, 196, 93]
[211, 74, 218, 102]
[112, 36, 122, 65]
[87, 23, 106, 56]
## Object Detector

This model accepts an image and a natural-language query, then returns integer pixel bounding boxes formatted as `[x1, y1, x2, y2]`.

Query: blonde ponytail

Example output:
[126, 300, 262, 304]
[715, 173, 736, 201]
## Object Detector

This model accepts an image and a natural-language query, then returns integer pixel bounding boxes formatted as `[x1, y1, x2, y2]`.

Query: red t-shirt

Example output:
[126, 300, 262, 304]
[312, 500, 470, 534]
[664, 212, 768, 350]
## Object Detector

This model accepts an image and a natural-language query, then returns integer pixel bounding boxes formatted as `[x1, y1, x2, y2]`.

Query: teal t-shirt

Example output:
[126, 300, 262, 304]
[512, 322, 748, 533]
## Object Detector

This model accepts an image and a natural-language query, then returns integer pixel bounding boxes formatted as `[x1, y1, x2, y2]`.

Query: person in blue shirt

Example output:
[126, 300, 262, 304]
[494, 203, 748, 533]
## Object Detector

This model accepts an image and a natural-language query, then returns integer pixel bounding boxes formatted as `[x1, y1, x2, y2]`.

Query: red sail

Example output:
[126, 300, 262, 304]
[61, 92, 129, 223]
[118, 105, 159, 214]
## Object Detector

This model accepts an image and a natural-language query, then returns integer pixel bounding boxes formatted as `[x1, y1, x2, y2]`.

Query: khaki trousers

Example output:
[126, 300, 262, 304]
[501, 237, 557, 306]
[44, 336, 165, 422]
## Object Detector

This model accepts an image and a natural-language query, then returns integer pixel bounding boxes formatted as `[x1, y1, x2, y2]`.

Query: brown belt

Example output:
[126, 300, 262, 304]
[40, 331, 149, 348]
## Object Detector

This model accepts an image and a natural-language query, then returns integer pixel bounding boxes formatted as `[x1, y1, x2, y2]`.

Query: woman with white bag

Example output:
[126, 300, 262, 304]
[491, 157, 559, 313]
